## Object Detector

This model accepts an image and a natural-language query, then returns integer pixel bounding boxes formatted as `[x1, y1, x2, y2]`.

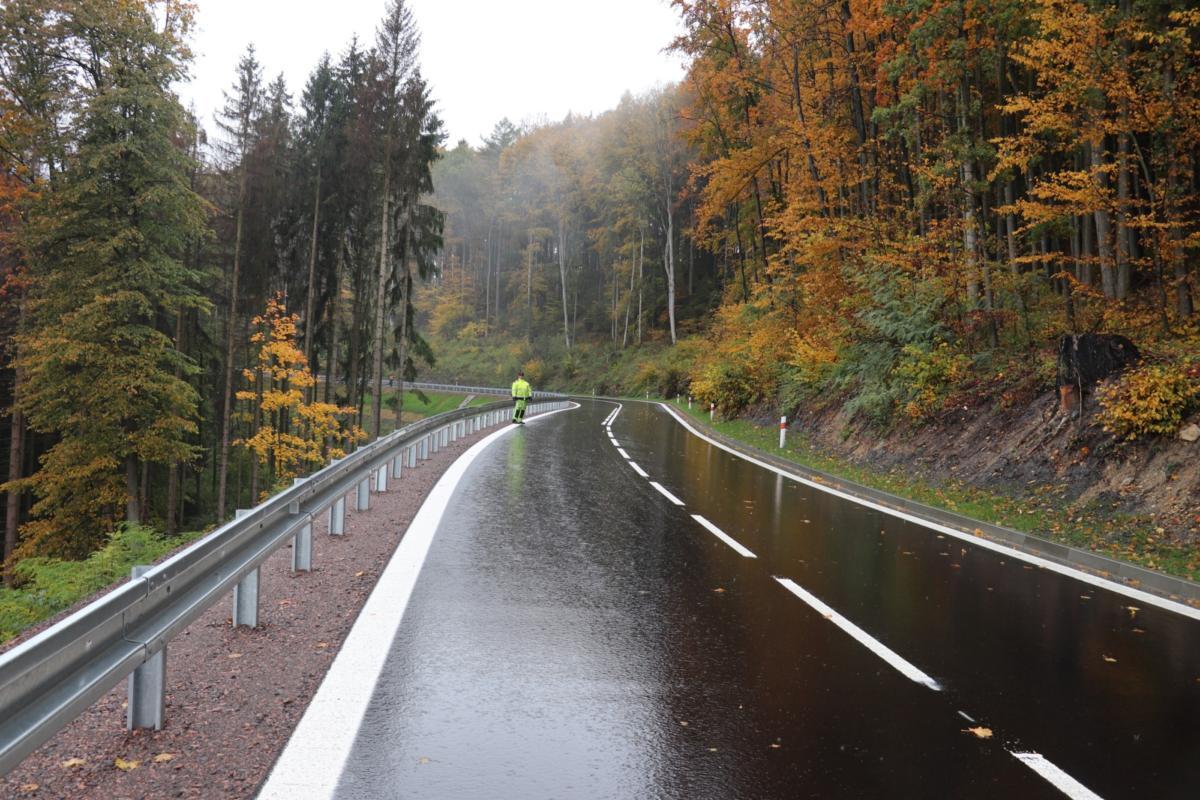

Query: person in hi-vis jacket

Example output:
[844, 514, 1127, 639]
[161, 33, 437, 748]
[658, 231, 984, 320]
[511, 372, 532, 424]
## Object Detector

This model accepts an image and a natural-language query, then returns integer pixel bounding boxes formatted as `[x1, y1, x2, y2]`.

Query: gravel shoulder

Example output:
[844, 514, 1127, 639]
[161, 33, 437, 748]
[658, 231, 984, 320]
[3, 428, 489, 799]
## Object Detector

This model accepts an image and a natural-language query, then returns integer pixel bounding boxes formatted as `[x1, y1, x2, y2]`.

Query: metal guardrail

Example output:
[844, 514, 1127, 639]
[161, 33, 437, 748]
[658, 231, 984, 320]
[0, 398, 570, 776]
[404, 380, 563, 400]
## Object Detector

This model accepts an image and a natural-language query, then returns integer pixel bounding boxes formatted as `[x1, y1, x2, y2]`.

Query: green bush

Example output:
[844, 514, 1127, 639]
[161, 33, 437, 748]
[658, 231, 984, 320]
[1, 525, 195, 645]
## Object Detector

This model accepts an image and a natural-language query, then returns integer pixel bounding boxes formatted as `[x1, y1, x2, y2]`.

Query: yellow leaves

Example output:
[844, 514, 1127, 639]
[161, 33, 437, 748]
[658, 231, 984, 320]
[114, 757, 140, 771]
[153, 753, 176, 763]
[60, 757, 87, 769]
[1102, 655, 1118, 663]
[964, 727, 993, 739]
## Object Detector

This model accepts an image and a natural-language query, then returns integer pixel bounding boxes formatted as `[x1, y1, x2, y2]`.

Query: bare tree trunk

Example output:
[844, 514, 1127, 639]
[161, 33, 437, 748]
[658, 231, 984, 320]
[558, 216, 570, 350]
[957, 82, 981, 307]
[325, 244, 343, 405]
[394, 273, 409, 432]
[216, 178, 247, 522]
[4, 293, 27, 584]
[125, 456, 140, 525]
[664, 195, 677, 345]
[1091, 140, 1117, 299]
[370, 165, 391, 439]
[303, 168, 322, 395]
[526, 230, 533, 343]
[622, 252, 633, 348]
[166, 310, 185, 535]
[637, 227, 644, 345]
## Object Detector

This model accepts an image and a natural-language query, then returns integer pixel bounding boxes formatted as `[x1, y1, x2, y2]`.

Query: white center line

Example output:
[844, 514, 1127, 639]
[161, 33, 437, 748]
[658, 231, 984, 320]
[628, 461, 649, 478]
[649, 481, 685, 506]
[1011, 752, 1104, 800]
[692, 515, 757, 558]
[617, 448, 630, 459]
[774, 577, 942, 691]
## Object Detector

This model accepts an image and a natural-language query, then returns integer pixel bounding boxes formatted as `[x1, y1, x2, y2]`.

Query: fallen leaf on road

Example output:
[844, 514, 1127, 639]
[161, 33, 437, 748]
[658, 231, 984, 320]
[277, 599, 292, 608]
[712, 587, 726, 593]
[770, 742, 782, 749]
[228, 653, 243, 659]
[416, 756, 432, 765]
[1102, 655, 1117, 663]
[60, 758, 86, 769]
[964, 727, 993, 739]
[316, 642, 329, 649]
[1080, 595, 1092, 600]
[114, 757, 140, 771]
[1131, 628, 1145, 634]
[19, 784, 38, 793]
[707, 747, 719, 752]
[974, 529, 984, 537]
[354, 571, 365, 578]
[153, 753, 175, 764]
[679, 720, 689, 727]
[1126, 606, 1140, 618]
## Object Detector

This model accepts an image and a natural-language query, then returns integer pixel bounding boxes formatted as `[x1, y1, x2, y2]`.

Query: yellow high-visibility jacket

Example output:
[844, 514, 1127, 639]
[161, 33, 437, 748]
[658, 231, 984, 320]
[511, 378, 532, 400]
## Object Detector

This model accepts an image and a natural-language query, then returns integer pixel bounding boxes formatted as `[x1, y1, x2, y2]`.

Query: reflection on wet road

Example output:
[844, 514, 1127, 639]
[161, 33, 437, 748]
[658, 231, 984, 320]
[334, 400, 1200, 799]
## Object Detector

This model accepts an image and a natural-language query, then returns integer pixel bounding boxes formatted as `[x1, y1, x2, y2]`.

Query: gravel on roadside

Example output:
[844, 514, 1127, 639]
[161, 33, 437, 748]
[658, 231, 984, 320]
[2, 428, 490, 800]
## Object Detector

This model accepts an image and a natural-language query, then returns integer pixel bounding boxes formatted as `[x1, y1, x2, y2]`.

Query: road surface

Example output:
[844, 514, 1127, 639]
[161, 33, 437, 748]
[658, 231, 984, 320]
[270, 400, 1200, 799]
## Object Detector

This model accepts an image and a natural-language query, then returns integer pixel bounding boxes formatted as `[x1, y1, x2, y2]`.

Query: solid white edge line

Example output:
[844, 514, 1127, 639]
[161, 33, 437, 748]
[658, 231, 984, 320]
[660, 403, 1200, 622]
[1011, 752, 1104, 800]
[692, 514, 757, 558]
[649, 481, 685, 506]
[257, 403, 578, 800]
[629, 461, 649, 478]
[616, 448, 630, 459]
[775, 577, 942, 691]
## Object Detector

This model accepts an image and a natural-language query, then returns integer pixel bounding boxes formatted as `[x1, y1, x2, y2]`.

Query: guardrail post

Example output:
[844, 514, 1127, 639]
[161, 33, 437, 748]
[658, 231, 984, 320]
[291, 479, 312, 572]
[231, 510, 260, 628]
[375, 464, 388, 492]
[127, 565, 166, 731]
[407, 444, 417, 468]
[391, 453, 402, 480]
[419, 436, 429, 460]
[329, 495, 345, 535]
[432, 430, 440, 454]
[357, 477, 370, 511]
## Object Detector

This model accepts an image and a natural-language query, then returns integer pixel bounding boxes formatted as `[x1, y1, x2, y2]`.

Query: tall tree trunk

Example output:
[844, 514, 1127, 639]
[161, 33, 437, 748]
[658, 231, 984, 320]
[957, 82, 981, 308]
[1090, 139, 1117, 299]
[623, 250, 633, 348]
[216, 178, 247, 522]
[558, 216, 570, 350]
[4, 292, 26, 584]
[664, 193, 677, 345]
[324, 244, 343, 405]
[637, 228, 644, 345]
[165, 310, 185, 535]
[303, 167, 322, 396]
[526, 230, 533, 343]
[125, 456, 139, 525]
[370, 165, 392, 438]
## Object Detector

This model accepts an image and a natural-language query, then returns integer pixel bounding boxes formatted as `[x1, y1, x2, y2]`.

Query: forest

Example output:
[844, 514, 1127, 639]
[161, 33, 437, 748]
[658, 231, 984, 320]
[2, 0, 1199, 584]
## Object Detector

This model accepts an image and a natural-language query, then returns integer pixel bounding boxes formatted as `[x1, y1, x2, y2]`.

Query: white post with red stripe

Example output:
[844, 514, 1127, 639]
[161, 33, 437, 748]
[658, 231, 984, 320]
[779, 416, 788, 449]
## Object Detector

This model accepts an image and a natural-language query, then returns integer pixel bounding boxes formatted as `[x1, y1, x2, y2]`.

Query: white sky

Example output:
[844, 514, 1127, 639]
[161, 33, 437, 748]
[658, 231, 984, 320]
[179, 0, 687, 146]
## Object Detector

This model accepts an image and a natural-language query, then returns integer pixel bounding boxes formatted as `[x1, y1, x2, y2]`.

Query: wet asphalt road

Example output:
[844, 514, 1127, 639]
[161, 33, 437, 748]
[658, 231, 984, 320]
[333, 401, 1200, 799]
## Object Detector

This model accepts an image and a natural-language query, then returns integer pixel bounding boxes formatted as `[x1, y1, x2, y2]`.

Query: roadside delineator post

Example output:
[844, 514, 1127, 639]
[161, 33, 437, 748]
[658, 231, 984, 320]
[779, 416, 788, 449]
[127, 564, 166, 731]
[231, 509, 259, 628]
[710, 402, 715, 422]
[688, 396, 692, 409]
[356, 476, 370, 511]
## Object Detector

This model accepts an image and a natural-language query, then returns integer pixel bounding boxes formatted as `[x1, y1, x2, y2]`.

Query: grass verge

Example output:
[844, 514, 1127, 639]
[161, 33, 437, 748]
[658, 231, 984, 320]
[660, 398, 1199, 584]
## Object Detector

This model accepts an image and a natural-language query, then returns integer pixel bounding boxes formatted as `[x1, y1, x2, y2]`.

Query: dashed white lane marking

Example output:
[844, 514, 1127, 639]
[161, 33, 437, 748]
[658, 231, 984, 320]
[617, 448, 630, 459]
[692, 515, 756, 558]
[660, 403, 1200, 622]
[649, 481, 685, 506]
[1011, 752, 1104, 800]
[774, 577, 942, 691]
[259, 404, 578, 799]
[957, 710, 976, 723]
[629, 461, 649, 478]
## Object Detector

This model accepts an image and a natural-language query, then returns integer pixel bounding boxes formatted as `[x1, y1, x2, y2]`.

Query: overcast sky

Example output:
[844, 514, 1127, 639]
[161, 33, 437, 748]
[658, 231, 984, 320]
[179, 0, 687, 147]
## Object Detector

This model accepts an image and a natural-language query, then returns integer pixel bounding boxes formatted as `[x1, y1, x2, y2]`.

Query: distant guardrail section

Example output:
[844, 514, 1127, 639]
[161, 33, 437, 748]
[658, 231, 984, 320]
[0, 399, 570, 776]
